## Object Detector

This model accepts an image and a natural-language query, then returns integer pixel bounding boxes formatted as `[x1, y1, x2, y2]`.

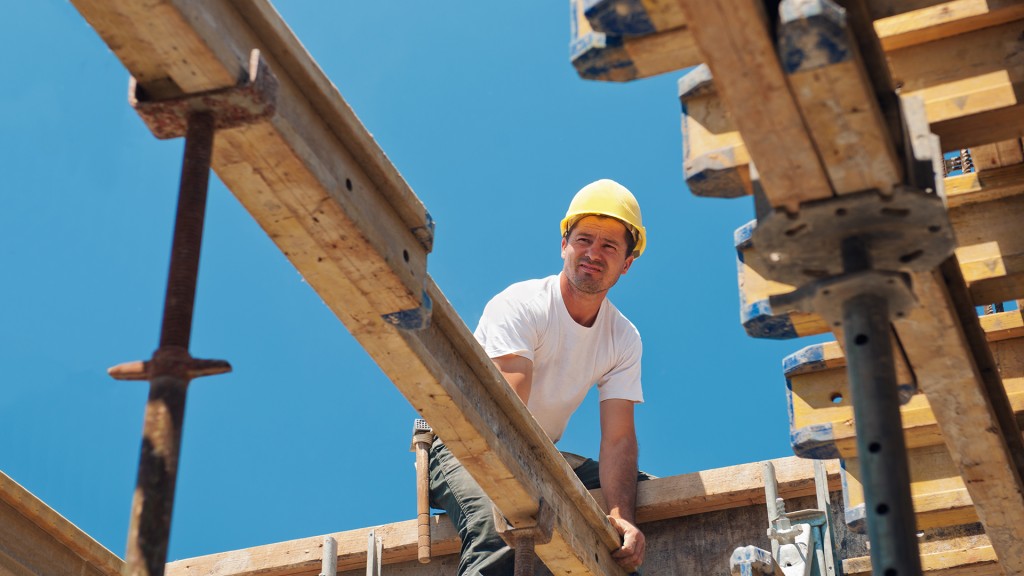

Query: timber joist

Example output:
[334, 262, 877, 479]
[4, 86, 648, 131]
[67, 1, 629, 575]
[594, 0, 1024, 573]
[578, 0, 1024, 157]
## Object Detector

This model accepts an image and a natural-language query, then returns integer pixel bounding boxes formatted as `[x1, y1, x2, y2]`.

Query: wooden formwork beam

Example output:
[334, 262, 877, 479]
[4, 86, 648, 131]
[68, 2, 625, 574]
[166, 456, 842, 576]
[0, 471, 123, 576]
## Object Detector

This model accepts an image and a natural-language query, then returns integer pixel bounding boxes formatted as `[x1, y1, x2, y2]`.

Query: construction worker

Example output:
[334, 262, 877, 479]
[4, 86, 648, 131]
[429, 179, 652, 575]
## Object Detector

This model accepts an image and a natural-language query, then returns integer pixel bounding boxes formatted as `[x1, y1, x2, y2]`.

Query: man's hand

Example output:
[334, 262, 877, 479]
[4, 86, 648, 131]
[608, 515, 645, 571]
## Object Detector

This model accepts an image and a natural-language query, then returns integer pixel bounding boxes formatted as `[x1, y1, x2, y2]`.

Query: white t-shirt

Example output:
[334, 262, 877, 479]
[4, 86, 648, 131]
[474, 274, 643, 443]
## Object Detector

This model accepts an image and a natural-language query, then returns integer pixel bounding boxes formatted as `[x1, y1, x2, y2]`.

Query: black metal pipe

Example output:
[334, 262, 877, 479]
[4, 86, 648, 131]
[843, 291, 922, 576]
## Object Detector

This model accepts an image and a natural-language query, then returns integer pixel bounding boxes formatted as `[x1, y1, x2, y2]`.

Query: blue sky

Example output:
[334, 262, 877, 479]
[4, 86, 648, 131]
[2, 1, 824, 562]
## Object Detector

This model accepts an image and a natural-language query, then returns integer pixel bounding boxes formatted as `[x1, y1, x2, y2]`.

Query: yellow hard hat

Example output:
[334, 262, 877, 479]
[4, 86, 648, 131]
[560, 179, 647, 257]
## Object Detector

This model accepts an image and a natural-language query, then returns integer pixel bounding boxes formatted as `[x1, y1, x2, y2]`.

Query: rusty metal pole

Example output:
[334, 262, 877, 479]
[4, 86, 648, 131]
[112, 111, 230, 576]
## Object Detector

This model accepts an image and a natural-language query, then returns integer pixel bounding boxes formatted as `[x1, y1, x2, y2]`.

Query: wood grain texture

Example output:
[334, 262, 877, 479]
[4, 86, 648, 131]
[0, 472, 123, 576]
[674, 0, 833, 213]
[67, 2, 624, 574]
[894, 266, 1024, 572]
[874, 0, 1024, 51]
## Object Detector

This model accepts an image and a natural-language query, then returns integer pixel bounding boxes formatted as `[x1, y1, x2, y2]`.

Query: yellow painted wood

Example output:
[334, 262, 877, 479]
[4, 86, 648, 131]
[891, 20, 1024, 149]
[844, 532, 999, 576]
[946, 163, 1024, 208]
[874, 0, 1024, 51]
[789, 323, 1024, 459]
[678, 68, 753, 198]
[843, 444, 981, 530]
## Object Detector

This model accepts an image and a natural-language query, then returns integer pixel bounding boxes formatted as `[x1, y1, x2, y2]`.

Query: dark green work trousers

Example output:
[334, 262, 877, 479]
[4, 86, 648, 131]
[428, 438, 653, 576]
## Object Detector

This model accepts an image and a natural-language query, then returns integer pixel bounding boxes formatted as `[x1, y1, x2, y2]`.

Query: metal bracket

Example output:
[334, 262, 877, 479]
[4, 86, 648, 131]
[746, 187, 955, 288]
[771, 270, 917, 327]
[492, 499, 555, 576]
[129, 49, 278, 140]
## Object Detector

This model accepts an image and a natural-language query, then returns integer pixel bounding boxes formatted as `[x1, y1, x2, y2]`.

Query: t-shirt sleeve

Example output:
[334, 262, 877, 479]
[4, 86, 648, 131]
[597, 330, 643, 403]
[474, 290, 540, 361]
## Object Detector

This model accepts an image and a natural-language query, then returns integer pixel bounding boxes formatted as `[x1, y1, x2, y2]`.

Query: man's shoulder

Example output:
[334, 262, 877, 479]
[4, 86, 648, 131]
[603, 299, 642, 341]
[493, 275, 558, 303]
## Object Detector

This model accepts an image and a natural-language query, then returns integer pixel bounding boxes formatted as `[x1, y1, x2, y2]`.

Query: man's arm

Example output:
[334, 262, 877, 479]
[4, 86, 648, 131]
[599, 398, 645, 571]
[492, 353, 533, 404]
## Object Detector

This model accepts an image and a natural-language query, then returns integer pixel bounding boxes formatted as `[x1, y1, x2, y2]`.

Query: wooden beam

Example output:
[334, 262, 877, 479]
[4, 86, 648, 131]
[844, 529, 999, 576]
[893, 264, 1024, 573]
[0, 471, 123, 576]
[678, 65, 753, 198]
[787, 326, 1024, 460]
[582, 0, 688, 36]
[68, 2, 626, 574]
[873, 0, 1024, 51]
[843, 443, 1017, 532]
[970, 139, 1024, 171]
[735, 174, 1024, 339]
[778, 0, 903, 196]
[167, 456, 842, 576]
[674, 0, 833, 213]
[570, 0, 700, 82]
[890, 19, 1024, 150]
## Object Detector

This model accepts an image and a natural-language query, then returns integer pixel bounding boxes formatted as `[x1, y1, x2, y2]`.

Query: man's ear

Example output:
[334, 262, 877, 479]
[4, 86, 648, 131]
[621, 255, 635, 275]
[560, 236, 568, 259]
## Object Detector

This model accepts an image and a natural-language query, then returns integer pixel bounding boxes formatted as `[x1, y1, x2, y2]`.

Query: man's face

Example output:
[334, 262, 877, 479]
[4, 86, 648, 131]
[561, 215, 635, 295]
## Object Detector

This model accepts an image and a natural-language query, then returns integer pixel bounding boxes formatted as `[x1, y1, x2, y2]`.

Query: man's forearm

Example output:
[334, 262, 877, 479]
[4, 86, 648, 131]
[599, 435, 639, 521]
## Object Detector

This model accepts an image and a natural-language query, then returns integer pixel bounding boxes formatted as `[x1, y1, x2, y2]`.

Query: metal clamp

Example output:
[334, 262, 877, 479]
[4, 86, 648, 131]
[492, 499, 555, 576]
[129, 49, 278, 140]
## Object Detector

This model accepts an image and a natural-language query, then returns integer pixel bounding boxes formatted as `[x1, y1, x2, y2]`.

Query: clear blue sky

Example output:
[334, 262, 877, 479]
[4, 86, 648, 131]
[2, 1, 825, 562]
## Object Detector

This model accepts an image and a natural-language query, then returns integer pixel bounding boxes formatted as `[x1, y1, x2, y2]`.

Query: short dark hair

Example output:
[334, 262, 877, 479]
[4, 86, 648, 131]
[564, 215, 637, 257]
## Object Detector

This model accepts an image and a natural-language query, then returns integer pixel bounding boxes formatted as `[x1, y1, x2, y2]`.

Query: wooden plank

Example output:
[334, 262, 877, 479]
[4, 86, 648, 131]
[946, 162, 1024, 207]
[971, 139, 1024, 171]
[582, 0, 687, 36]
[874, 0, 1024, 51]
[68, 2, 626, 574]
[570, 0, 700, 82]
[779, 0, 903, 196]
[893, 264, 1024, 573]
[844, 528, 999, 576]
[890, 20, 1024, 150]
[0, 471, 123, 576]
[787, 327, 1024, 460]
[167, 456, 843, 576]
[952, 192, 1024, 305]
[736, 176, 1024, 338]
[673, 0, 833, 213]
[843, 444, 983, 531]
[678, 65, 753, 198]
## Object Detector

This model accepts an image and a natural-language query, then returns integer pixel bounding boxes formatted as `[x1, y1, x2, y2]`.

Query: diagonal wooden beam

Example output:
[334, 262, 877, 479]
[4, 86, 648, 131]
[68, 1, 625, 574]
[0, 471, 124, 576]
[893, 262, 1024, 573]
[673, 0, 833, 213]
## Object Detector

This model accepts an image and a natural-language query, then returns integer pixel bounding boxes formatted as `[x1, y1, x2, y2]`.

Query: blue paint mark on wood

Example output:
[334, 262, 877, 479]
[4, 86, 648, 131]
[733, 220, 756, 254]
[584, 0, 656, 37]
[741, 299, 799, 339]
[790, 423, 839, 459]
[782, 343, 828, 376]
[381, 290, 432, 330]
[778, 0, 850, 74]
[844, 503, 866, 534]
[570, 32, 637, 81]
